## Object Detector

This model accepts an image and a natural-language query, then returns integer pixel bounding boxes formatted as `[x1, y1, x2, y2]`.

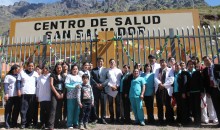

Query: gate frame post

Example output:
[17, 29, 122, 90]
[169, 28, 176, 60]
[42, 35, 48, 67]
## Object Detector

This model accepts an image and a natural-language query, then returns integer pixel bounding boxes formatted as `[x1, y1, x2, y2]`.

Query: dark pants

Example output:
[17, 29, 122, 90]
[190, 92, 201, 125]
[89, 106, 97, 122]
[4, 96, 20, 128]
[79, 102, 92, 124]
[210, 87, 220, 125]
[33, 101, 39, 126]
[107, 93, 120, 121]
[48, 92, 63, 129]
[63, 89, 67, 121]
[122, 93, 131, 123]
[93, 88, 107, 121]
[20, 94, 36, 127]
[173, 92, 181, 122]
[156, 88, 174, 123]
[40, 101, 51, 127]
[144, 95, 155, 122]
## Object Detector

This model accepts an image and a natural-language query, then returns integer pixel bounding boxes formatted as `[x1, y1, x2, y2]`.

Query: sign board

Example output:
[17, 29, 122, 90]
[10, 9, 200, 40]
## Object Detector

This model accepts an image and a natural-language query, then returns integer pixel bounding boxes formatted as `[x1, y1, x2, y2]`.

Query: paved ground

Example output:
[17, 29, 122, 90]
[0, 116, 219, 130]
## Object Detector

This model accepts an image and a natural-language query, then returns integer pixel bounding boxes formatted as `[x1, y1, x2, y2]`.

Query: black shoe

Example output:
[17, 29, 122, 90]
[20, 125, 25, 129]
[101, 119, 107, 124]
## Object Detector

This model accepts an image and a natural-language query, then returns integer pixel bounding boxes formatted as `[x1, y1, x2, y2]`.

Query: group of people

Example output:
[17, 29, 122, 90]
[3, 54, 220, 129]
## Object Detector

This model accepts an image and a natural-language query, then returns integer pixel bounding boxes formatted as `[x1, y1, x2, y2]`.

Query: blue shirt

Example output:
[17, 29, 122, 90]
[141, 73, 154, 96]
[129, 76, 146, 98]
[174, 70, 181, 93]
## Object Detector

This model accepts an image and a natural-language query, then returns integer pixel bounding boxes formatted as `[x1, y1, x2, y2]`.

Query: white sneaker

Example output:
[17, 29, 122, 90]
[213, 120, 219, 124]
[68, 126, 73, 129]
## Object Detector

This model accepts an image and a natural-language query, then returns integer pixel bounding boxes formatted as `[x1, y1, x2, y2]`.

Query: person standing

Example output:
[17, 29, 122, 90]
[4, 64, 21, 129]
[77, 74, 94, 130]
[120, 65, 132, 124]
[48, 62, 65, 129]
[148, 54, 160, 73]
[36, 66, 51, 129]
[187, 60, 203, 126]
[90, 57, 109, 124]
[141, 63, 155, 124]
[65, 64, 82, 128]
[62, 61, 69, 123]
[202, 56, 220, 127]
[129, 68, 146, 126]
[106, 59, 122, 123]
[17, 62, 39, 129]
[154, 59, 174, 125]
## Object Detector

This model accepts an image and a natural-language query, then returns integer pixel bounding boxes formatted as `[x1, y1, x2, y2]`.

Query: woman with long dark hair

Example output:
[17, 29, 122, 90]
[4, 64, 21, 129]
[141, 63, 155, 123]
[17, 62, 39, 129]
[65, 64, 82, 128]
[48, 62, 65, 129]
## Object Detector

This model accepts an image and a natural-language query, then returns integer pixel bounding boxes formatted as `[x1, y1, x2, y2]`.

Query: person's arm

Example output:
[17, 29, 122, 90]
[4, 83, 9, 101]
[101, 69, 110, 87]
[154, 69, 161, 91]
[36, 79, 40, 98]
[163, 69, 174, 89]
[77, 86, 82, 108]
[91, 86, 94, 105]
[116, 69, 123, 88]
[50, 77, 60, 99]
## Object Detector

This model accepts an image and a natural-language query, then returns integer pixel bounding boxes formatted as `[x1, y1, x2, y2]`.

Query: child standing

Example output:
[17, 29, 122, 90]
[36, 66, 51, 129]
[65, 64, 82, 128]
[77, 74, 94, 130]
[4, 64, 21, 129]
[17, 62, 39, 129]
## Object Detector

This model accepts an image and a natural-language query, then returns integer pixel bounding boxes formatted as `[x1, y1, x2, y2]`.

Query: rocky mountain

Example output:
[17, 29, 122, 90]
[0, 0, 213, 35]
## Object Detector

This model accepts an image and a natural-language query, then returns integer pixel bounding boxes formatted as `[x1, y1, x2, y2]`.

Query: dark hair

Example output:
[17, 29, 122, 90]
[187, 60, 196, 67]
[53, 62, 63, 74]
[148, 54, 156, 59]
[97, 57, 104, 62]
[134, 63, 142, 71]
[191, 56, 200, 63]
[82, 62, 89, 66]
[71, 64, 78, 71]
[35, 65, 41, 69]
[26, 61, 34, 67]
[144, 63, 152, 73]
[109, 58, 115, 63]
[168, 57, 175, 62]
[123, 64, 130, 69]
[42, 65, 51, 73]
[160, 59, 166, 63]
[180, 61, 185, 65]
[82, 74, 89, 79]
[202, 56, 211, 61]
[7, 64, 20, 75]
[62, 61, 69, 69]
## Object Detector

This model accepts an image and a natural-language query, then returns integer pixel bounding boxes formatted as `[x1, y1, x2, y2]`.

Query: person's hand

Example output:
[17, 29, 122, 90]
[201, 93, 205, 98]
[91, 103, 94, 106]
[182, 93, 186, 99]
[124, 94, 127, 98]
[17, 90, 21, 97]
[79, 103, 83, 108]
[206, 93, 211, 98]
[140, 94, 144, 100]
[4, 94, 9, 101]
[111, 86, 117, 91]
[56, 93, 61, 99]
[158, 84, 164, 90]
[60, 93, 63, 99]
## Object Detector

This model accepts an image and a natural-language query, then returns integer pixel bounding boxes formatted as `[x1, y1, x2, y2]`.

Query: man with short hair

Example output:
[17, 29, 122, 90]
[148, 54, 160, 73]
[202, 56, 220, 127]
[154, 59, 174, 125]
[90, 57, 109, 124]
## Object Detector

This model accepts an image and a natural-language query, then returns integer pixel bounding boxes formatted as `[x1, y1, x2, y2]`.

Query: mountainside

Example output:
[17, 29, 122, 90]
[0, 0, 217, 36]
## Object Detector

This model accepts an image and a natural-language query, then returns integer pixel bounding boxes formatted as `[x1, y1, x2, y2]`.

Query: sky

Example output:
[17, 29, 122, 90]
[0, 0, 219, 6]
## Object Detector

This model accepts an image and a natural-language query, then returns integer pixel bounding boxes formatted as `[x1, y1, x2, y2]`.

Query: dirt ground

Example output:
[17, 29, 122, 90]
[0, 115, 219, 130]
